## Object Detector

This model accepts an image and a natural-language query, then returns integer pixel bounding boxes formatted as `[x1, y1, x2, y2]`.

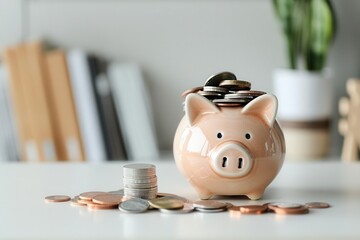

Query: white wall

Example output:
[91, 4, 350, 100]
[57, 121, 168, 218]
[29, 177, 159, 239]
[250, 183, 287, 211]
[1, 0, 360, 155]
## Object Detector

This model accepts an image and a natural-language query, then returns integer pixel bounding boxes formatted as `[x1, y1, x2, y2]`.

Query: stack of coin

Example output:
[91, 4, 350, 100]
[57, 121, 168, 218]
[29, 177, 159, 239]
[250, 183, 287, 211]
[123, 163, 158, 200]
[181, 72, 266, 107]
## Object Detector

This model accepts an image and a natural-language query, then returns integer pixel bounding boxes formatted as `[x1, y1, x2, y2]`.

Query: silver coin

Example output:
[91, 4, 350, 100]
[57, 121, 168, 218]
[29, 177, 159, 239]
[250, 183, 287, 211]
[119, 198, 150, 213]
[123, 163, 156, 177]
[193, 200, 227, 209]
[224, 94, 254, 99]
[195, 207, 227, 213]
[124, 182, 157, 189]
[123, 176, 157, 184]
[205, 72, 237, 86]
[213, 98, 249, 104]
[159, 203, 195, 214]
[203, 86, 229, 94]
[234, 90, 266, 97]
[197, 91, 224, 99]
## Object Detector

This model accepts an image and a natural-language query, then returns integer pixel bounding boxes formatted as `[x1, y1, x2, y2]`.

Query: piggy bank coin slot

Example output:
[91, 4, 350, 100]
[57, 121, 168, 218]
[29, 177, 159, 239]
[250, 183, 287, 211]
[238, 158, 243, 168]
[222, 157, 227, 167]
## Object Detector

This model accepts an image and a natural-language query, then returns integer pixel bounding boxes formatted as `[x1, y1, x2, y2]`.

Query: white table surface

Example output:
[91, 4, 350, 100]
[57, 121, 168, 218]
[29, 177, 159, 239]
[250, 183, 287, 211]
[1, 159, 360, 240]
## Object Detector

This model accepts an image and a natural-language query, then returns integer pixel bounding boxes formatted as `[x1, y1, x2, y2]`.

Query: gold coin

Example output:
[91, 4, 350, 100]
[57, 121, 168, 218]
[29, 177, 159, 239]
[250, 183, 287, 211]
[44, 195, 71, 203]
[79, 191, 106, 201]
[92, 194, 126, 205]
[149, 196, 184, 209]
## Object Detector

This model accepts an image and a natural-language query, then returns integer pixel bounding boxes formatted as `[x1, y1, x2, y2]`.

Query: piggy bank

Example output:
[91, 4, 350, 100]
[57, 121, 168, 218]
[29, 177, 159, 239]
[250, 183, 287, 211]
[173, 93, 285, 200]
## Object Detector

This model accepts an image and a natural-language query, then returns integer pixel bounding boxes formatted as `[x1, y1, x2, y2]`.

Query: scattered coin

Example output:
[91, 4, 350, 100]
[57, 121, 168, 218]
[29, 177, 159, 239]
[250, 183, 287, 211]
[119, 198, 150, 213]
[157, 193, 190, 203]
[270, 205, 309, 215]
[196, 207, 227, 213]
[193, 200, 227, 210]
[92, 194, 127, 205]
[275, 202, 303, 209]
[305, 202, 330, 209]
[79, 191, 106, 201]
[239, 205, 268, 214]
[87, 202, 118, 210]
[70, 196, 87, 206]
[149, 196, 184, 209]
[228, 206, 241, 214]
[159, 203, 195, 214]
[45, 195, 71, 203]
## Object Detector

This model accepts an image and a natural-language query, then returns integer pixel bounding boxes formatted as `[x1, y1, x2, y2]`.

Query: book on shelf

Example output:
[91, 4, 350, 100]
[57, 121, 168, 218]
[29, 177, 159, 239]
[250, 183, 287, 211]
[2, 40, 159, 162]
[66, 49, 106, 163]
[108, 62, 160, 161]
[45, 50, 85, 161]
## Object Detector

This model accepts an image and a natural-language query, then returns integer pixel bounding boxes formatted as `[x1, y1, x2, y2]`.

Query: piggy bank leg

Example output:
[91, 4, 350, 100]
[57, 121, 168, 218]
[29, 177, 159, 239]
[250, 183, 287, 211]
[246, 190, 264, 200]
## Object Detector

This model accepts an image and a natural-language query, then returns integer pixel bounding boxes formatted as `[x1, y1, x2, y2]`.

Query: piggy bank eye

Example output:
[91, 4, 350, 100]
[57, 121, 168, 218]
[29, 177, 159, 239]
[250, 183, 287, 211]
[217, 132, 223, 139]
[245, 133, 251, 140]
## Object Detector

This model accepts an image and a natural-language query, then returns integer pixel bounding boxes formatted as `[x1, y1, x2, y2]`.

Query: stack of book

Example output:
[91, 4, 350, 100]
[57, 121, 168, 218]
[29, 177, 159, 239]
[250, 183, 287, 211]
[1, 41, 159, 162]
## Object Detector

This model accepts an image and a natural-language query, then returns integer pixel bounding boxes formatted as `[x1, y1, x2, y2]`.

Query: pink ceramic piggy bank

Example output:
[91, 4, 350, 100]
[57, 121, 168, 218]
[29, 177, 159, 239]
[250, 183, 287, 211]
[173, 93, 285, 200]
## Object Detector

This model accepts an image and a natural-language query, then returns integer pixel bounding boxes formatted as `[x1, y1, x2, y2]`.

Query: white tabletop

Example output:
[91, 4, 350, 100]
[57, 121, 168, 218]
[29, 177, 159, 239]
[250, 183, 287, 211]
[1, 159, 360, 240]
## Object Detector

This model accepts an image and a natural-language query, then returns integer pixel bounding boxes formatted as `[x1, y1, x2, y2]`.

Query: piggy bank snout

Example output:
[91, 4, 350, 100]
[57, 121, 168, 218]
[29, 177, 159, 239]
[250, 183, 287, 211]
[210, 142, 253, 178]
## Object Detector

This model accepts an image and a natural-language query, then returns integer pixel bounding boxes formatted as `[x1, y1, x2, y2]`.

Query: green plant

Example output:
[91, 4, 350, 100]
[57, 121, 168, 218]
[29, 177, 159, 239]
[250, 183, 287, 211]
[273, 0, 336, 71]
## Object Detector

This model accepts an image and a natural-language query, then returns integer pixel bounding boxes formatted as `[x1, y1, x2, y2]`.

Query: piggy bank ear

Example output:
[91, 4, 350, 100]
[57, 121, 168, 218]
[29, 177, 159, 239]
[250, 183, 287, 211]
[241, 94, 278, 127]
[185, 93, 220, 126]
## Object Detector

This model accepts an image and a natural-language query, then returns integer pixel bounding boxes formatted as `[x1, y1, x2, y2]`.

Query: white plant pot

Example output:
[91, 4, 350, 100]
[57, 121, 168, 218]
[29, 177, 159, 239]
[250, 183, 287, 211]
[273, 69, 333, 121]
[272, 69, 333, 159]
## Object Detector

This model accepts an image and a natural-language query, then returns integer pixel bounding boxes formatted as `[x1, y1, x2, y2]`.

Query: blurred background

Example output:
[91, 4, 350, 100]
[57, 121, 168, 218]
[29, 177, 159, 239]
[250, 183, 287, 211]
[0, 0, 359, 162]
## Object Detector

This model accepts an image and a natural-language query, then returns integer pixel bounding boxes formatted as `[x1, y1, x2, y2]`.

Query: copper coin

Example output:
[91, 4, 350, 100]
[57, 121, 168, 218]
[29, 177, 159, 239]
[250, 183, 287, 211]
[239, 205, 268, 214]
[181, 86, 203, 98]
[92, 194, 126, 205]
[44, 195, 71, 203]
[87, 202, 118, 210]
[271, 205, 309, 215]
[215, 103, 243, 107]
[228, 206, 241, 213]
[79, 191, 106, 201]
[219, 80, 251, 91]
[270, 202, 303, 209]
[305, 202, 330, 209]
[70, 196, 87, 206]
[77, 198, 93, 205]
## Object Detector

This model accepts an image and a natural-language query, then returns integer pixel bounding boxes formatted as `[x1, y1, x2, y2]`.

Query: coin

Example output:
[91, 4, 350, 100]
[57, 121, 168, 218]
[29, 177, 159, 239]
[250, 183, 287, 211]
[156, 193, 190, 203]
[87, 202, 118, 210]
[123, 163, 156, 177]
[123, 176, 157, 184]
[267, 202, 303, 209]
[45, 195, 71, 203]
[70, 196, 87, 206]
[224, 94, 254, 100]
[79, 191, 106, 201]
[219, 80, 251, 91]
[149, 196, 184, 209]
[119, 198, 150, 213]
[305, 202, 330, 209]
[181, 86, 203, 98]
[270, 205, 309, 215]
[196, 207, 227, 213]
[193, 200, 227, 210]
[239, 205, 268, 214]
[197, 91, 224, 99]
[77, 198, 94, 205]
[92, 194, 127, 205]
[203, 86, 229, 94]
[228, 206, 241, 213]
[159, 203, 195, 214]
[205, 72, 237, 86]
[234, 90, 266, 97]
